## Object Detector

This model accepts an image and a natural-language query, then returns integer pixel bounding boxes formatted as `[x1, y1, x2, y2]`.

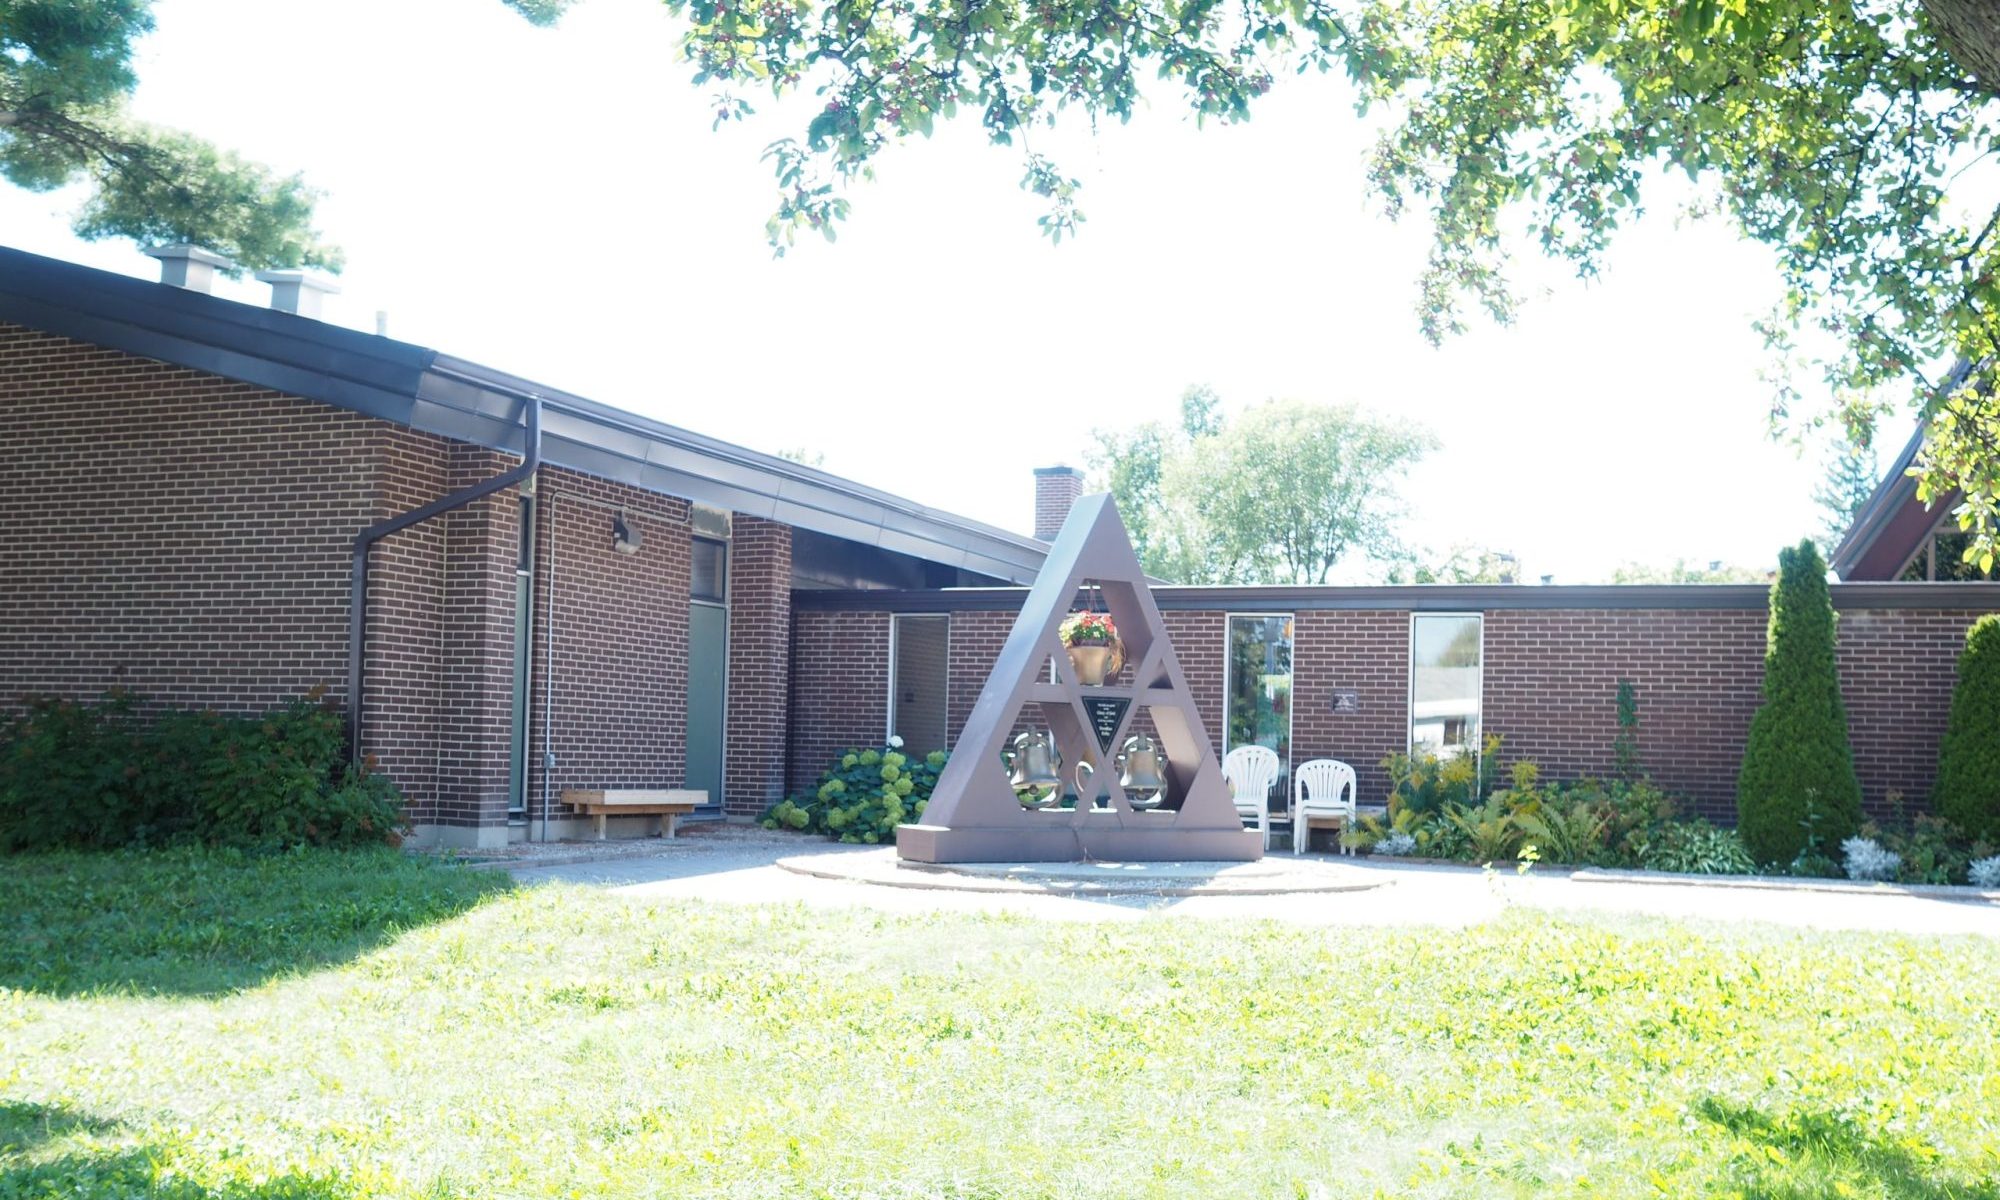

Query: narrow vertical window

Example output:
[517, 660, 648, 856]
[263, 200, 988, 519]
[889, 614, 950, 755]
[1410, 614, 1482, 756]
[1225, 614, 1294, 788]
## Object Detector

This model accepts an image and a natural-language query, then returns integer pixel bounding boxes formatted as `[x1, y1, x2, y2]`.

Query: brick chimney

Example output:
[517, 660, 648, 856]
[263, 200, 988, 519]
[1033, 465, 1084, 541]
[255, 269, 341, 319]
[143, 244, 235, 293]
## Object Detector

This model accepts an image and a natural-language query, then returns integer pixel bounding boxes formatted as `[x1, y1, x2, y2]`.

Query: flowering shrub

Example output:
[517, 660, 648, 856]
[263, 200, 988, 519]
[762, 738, 949, 844]
[1841, 836, 1902, 882]
[1058, 611, 1117, 647]
[1968, 855, 2000, 890]
[1381, 734, 1501, 816]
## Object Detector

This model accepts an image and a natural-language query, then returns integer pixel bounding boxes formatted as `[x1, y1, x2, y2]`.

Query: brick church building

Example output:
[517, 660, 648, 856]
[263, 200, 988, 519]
[3, 244, 1993, 845]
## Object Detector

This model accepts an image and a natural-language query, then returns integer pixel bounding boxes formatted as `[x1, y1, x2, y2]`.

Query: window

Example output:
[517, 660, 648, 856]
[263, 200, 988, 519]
[1410, 614, 1481, 756]
[691, 537, 727, 602]
[889, 614, 950, 756]
[1898, 517, 1996, 581]
[1225, 614, 1293, 789]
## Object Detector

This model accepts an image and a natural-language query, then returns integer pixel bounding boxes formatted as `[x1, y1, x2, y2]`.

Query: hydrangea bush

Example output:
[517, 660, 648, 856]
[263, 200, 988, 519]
[762, 738, 949, 844]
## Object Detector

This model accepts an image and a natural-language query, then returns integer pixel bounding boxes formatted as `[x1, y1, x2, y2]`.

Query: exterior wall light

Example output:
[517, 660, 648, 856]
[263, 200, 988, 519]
[612, 512, 643, 555]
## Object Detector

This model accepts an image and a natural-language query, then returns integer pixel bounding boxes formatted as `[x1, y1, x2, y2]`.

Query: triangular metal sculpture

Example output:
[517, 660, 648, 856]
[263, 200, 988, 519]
[897, 494, 1262, 863]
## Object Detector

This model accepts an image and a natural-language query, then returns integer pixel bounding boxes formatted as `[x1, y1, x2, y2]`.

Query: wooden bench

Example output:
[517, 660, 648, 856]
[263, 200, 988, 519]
[560, 789, 705, 840]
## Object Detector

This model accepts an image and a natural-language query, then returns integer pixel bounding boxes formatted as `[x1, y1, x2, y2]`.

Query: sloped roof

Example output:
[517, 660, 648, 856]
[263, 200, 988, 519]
[1826, 370, 1973, 582]
[0, 245, 1049, 584]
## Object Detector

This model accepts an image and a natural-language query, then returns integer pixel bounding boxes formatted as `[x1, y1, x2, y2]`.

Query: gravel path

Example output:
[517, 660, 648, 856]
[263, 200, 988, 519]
[503, 825, 2000, 936]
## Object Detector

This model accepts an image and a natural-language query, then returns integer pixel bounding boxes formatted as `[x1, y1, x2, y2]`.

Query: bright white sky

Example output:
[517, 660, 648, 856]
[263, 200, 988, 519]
[0, 0, 1916, 582]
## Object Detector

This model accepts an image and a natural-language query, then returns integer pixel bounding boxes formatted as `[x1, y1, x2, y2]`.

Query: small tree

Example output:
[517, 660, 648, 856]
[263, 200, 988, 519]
[1736, 540, 1864, 866]
[1935, 615, 2000, 843]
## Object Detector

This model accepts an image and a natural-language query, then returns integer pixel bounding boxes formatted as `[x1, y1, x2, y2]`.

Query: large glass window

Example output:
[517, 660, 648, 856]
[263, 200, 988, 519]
[889, 614, 950, 756]
[1226, 615, 1293, 791]
[1410, 614, 1482, 756]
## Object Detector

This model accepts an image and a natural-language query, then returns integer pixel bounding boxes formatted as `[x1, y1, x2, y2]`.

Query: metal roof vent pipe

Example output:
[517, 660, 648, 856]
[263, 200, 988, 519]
[256, 269, 341, 319]
[142, 244, 236, 293]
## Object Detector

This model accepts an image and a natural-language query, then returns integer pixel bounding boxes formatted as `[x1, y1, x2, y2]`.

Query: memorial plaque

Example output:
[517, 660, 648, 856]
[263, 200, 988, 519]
[1331, 689, 1360, 714]
[1083, 696, 1131, 753]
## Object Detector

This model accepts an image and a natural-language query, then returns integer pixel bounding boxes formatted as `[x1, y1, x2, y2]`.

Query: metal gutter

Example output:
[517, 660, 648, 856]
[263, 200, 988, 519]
[0, 244, 1048, 584]
[348, 384, 542, 760]
[794, 581, 2000, 614]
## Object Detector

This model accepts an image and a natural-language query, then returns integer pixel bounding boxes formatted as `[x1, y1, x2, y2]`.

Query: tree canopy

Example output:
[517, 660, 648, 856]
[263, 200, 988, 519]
[512, 0, 2000, 565]
[1089, 390, 1434, 583]
[0, 1, 339, 272]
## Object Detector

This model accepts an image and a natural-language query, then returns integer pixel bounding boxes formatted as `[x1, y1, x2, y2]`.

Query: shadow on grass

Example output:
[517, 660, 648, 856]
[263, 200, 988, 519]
[0, 1099, 118, 1153]
[1, 1100, 357, 1199]
[0, 846, 513, 999]
[1695, 1097, 2000, 1199]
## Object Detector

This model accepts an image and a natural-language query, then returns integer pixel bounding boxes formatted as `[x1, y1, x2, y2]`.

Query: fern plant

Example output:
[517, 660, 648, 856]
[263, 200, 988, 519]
[1443, 796, 1524, 862]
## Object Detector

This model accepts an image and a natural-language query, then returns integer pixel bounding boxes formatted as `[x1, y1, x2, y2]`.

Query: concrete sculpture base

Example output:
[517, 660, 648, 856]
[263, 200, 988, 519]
[896, 821, 1263, 864]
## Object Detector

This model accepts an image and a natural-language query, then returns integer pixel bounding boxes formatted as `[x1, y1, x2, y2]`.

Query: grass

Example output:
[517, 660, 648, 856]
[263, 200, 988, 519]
[0, 851, 1997, 1198]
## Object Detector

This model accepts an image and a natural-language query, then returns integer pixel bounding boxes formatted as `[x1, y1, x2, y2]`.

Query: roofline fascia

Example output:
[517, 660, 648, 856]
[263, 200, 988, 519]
[0, 245, 1048, 584]
[794, 581, 2000, 613]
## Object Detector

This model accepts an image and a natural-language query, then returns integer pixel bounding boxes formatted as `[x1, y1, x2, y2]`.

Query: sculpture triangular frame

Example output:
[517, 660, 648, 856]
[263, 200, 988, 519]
[896, 494, 1262, 863]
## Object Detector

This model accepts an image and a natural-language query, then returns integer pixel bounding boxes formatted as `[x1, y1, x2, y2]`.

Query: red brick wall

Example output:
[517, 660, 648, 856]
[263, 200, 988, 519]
[790, 597, 2000, 821]
[1, 324, 805, 836]
[1483, 609, 1766, 822]
[0, 321, 537, 829]
[359, 424, 451, 819]
[1837, 608, 1989, 815]
[725, 517, 791, 817]
[0, 322, 372, 712]
[525, 471, 691, 822]
[789, 609, 890, 790]
[1290, 611, 1409, 809]
[1033, 468, 1083, 541]
[790, 605, 1239, 798]
[430, 445, 522, 828]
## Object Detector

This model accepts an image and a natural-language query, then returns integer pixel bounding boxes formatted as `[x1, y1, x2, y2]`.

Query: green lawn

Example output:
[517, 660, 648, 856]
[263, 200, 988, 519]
[1, 851, 1998, 1199]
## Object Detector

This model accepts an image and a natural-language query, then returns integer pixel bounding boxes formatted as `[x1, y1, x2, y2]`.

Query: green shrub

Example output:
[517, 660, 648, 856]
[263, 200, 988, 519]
[1935, 615, 2000, 844]
[1736, 540, 1864, 866]
[1441, 794, 1526, 862]
[1633, 820, 1755, 875]
[0, 691, 404, 852]
[1381, 733, 1500, 817]
[763, 740, 949, 844]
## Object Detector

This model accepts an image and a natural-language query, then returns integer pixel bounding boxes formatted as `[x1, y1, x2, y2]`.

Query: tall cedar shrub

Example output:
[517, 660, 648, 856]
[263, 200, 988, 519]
[1735, 540, 1864, 866]
[1935, 615, 2000, 842]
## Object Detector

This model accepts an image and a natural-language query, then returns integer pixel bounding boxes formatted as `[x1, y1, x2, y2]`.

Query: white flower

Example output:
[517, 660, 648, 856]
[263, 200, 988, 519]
[886, 735, 904, 749]
[1970, 855, 2000, 890]
[1841, 836, 1901, 883]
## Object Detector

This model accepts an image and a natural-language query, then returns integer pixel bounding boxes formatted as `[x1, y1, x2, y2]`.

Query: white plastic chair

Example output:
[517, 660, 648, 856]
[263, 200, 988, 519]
[1292, 759, 1358, 855]
[1222, 745, 1283, 849]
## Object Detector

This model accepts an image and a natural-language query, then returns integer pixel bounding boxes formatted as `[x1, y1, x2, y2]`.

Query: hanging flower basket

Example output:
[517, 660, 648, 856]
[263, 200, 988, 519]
[1059, 610, 1124, 686]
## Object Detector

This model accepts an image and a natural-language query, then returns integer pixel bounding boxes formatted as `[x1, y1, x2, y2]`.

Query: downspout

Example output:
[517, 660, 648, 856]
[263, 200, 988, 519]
[348, 388, 543, 762]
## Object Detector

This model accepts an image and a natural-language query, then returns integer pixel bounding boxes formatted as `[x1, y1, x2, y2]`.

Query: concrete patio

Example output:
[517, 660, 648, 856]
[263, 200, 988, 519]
[500, 824, 2000, 937]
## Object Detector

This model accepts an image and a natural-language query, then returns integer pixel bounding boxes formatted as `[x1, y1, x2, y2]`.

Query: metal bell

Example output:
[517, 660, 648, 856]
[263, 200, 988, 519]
[1118, 734, 1168, 809]
[1007, 729, 1062, 793]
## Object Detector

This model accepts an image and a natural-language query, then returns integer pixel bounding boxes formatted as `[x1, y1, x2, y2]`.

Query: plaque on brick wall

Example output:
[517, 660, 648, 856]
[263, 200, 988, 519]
[1331, 689, 1360, 714]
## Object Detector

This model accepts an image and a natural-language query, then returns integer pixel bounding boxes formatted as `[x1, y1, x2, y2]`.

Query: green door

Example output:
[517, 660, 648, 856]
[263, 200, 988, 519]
[686, 602, 727, 811]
